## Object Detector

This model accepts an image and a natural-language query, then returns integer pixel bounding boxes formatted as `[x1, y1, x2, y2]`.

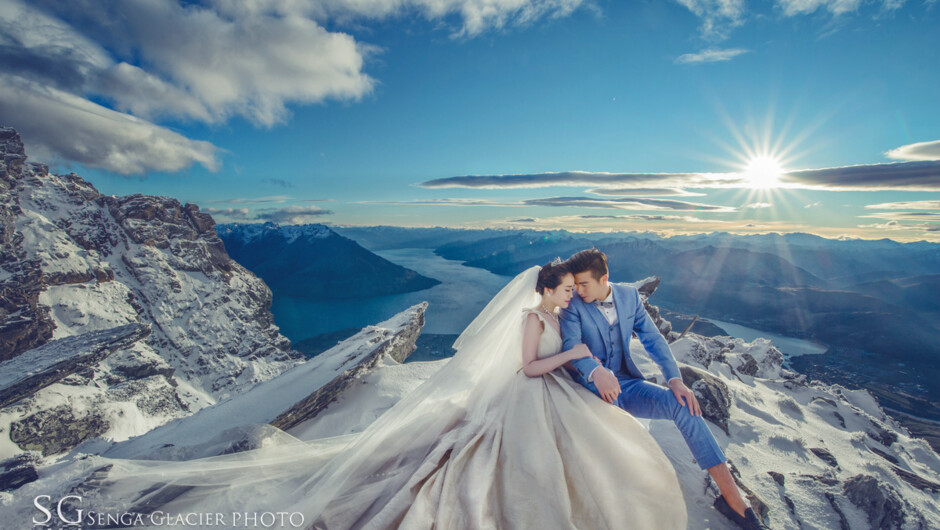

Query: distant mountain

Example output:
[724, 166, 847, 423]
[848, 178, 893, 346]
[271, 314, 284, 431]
[340, 226, 940, 420]
[844, 274, 940, 315]
[333, 225, 507, 251]
[216, 223, 440, 299]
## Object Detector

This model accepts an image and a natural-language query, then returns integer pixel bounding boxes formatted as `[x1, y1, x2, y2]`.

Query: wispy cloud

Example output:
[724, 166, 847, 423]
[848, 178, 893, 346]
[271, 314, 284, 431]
[675, 47, 749, 64]
[0, 76, 219, 175]
[675, 0, 746, 39]
[860, 211, 940, 221]
[804, 202, 822, 208]
[885, 140, 940, 162]
[585, 188, 706, 197]
[576, 214, 721, 223]
[775, 0, 865, 17]
[211, 0, 586, 39]
[204, 204, 333, 224]
[781, 161, 940, 191]
[524, 196, 737, 211]
[262, 178, 294, 188]
[361, 198, 525, 207]
[865, 200, 940, 210]
[421, 160, 940, 192]
[744, 202, 772, 209]
[420, 170, 746, 189]
[365, 196, 736, 211]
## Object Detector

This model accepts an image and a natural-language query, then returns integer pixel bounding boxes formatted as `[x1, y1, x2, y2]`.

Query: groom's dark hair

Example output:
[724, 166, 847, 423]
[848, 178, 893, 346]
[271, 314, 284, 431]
[566, 248, 608, 280]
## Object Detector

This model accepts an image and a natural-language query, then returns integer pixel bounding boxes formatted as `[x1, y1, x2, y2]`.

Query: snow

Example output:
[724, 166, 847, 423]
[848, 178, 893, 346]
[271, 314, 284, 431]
[102, 305, 425, 460]
[215, 222, 333, 246]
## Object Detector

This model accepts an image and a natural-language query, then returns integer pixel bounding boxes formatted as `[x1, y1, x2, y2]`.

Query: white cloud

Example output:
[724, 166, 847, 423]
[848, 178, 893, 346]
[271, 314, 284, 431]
[675, 47, 749, 64]
[860, 211, 940, 221]
[865, 200, 940, 210]
[775, 0, 864, 16]
[204, 204, 333, 224]
[885, 140, 940, 162]
[0, 74, 218, 174]
[674, 0, 746, 39]
[744, 202, 772, 209]
[586, 188, 707, 197]
[420, 170, 748, 189]
[208, 0, 586, 38]
[804, 201, 822, 208]
[4, 0, 584, 174]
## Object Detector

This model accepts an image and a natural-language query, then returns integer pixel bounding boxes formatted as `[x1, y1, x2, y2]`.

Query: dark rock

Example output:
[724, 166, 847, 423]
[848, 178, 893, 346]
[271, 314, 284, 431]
[843, 474, 905, 530]
[680, 365, 732, 435]
[832, 411, 846, 428]
[10, 405, 110, 456]
[726, 460, 770, 522]
[869, 446, 899, 465]
[812, 396, 838, 407]
[736, 353, 759, 376]
[0, 451, 41, 491]
[800, 473, 840, 486]
[890, 465, 940, 492]
[810, 447, 839, 468]
[0, 324, 151, 409]
[867, 421, 899, 447]
[767, 471, 785, 486]
[824, 492, 851, 530]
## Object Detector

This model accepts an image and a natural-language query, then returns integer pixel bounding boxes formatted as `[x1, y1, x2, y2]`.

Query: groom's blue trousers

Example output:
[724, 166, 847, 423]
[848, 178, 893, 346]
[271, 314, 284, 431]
[595, 376, 727, 470]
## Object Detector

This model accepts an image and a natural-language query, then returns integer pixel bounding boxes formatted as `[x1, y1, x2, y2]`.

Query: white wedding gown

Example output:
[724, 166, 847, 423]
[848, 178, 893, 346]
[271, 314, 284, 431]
[325, 309, 687, 529]
[35, 267, 686, 529]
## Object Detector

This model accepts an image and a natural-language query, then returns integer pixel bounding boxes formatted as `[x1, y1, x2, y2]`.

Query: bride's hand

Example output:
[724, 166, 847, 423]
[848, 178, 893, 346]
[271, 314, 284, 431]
[569, 344, 594, 359]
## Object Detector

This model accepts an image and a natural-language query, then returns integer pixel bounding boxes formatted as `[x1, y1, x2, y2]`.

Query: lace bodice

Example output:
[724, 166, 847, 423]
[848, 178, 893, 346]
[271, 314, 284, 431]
[523, 308, 563, 359]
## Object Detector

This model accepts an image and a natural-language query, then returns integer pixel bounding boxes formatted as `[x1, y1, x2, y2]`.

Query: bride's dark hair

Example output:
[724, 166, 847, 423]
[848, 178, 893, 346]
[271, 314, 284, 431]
[536, 258, 569, 294]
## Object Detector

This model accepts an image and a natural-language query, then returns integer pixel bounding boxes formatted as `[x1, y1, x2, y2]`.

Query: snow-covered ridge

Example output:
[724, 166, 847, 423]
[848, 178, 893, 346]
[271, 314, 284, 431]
[215, 221, 333, 246]
[0, 127, 301, 460]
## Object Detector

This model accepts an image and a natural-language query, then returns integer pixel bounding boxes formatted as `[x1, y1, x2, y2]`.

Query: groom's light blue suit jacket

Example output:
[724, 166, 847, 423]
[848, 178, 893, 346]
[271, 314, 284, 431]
[560, 283, 681, 388]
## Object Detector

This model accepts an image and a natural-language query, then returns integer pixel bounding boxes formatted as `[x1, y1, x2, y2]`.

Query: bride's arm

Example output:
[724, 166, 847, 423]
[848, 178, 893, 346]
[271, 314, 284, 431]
[521, 314, 592, 377]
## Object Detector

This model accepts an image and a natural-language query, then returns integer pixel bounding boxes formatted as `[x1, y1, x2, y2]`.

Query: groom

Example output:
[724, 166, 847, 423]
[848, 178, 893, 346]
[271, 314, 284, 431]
[560, 249, 767, 530]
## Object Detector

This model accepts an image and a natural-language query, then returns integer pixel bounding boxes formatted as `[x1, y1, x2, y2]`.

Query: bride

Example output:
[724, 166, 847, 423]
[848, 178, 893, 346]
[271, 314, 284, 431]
[31, 263, 687, 529]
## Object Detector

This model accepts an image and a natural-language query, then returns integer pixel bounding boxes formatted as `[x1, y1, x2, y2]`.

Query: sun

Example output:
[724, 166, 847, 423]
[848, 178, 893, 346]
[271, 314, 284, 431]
[744, 156, 783, 189]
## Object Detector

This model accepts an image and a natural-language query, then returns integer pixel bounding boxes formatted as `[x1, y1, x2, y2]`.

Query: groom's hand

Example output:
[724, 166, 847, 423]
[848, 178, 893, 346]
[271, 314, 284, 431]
[668, 379, 702, 416]
[594, 369, 620, 404]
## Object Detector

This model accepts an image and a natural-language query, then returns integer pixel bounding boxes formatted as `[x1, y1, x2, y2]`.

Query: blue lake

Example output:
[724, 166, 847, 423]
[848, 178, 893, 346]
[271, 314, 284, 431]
[703, 318, 829, 357]
[270, 248, 513, 341]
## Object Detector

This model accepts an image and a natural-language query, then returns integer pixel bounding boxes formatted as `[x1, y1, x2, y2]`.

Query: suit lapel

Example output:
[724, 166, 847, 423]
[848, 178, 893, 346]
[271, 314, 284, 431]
[612, 284, 633, 350]
[584, 300, 612, 358]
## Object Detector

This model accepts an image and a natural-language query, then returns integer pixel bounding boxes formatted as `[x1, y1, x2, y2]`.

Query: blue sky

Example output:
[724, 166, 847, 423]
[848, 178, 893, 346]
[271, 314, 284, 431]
[2, 0, 939, 241]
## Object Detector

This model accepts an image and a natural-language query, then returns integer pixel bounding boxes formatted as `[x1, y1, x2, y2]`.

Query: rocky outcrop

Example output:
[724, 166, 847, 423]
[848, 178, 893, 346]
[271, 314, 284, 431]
[10, 405, 110, 456]
[844, 475, 905, 529]
[0, 324, 150, 408]
[103, 304, 427, 461]
[679, 364, 732, 435]
[272, 303, 425, 431]
[0, 127, 300, 459]
[0, 451, 41, 491]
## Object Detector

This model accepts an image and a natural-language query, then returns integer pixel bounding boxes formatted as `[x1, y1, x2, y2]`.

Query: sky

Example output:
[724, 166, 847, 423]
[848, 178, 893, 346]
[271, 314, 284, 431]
[2, 0, 939, 241]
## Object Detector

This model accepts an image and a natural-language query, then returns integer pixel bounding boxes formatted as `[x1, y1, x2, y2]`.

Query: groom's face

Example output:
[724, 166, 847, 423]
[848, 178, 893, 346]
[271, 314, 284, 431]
[573, 271, 609, 303]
